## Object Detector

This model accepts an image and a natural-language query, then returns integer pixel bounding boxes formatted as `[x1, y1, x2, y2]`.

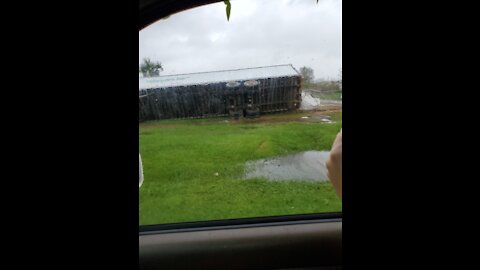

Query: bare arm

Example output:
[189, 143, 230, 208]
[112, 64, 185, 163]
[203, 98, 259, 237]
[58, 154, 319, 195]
[326, 129, 342, 199]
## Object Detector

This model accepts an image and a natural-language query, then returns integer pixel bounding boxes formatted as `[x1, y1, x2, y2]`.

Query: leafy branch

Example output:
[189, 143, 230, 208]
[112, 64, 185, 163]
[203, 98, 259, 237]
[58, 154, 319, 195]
[223, 1, 320, 22]
[224, 1, 231, 21]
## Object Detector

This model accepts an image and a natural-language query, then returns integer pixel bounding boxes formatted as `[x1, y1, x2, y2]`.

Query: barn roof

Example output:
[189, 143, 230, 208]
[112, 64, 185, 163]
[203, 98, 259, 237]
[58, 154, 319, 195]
[139, 64, 300, 90]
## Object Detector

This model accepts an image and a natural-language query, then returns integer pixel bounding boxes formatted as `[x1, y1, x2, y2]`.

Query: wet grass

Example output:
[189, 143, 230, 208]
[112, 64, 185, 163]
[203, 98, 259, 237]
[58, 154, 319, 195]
[140, 111, 342, 225]
[310, 91, 342, 100]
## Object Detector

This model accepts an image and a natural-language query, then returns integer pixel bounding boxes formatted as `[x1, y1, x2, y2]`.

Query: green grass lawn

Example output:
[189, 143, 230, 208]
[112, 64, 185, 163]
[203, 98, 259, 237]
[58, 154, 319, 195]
[310, 91, 342, 101]
[140, 111, 342, 225]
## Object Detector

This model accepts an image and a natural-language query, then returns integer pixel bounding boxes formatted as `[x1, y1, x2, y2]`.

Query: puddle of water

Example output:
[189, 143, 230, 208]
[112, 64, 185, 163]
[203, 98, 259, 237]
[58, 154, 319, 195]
[311, 115, 332, 121]
[300, 115, 337, 124]
[244, 151, 330, 182]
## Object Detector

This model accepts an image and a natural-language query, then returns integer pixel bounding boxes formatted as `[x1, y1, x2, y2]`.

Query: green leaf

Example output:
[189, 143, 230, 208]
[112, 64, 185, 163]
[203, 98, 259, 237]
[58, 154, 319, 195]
[224, 0, 231, 21]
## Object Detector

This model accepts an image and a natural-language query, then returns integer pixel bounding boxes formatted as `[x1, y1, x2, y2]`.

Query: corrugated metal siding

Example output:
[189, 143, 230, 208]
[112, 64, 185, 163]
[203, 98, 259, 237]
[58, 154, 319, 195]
[139, 64, 300, 90]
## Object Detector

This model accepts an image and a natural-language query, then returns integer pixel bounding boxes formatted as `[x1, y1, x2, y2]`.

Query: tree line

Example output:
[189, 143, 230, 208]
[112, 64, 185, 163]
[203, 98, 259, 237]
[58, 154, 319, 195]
[299, 66, 341, 92]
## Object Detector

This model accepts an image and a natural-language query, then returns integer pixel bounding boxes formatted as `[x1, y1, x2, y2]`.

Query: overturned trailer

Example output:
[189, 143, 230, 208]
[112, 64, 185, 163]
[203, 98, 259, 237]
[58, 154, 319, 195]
[139, 64, 302, 121]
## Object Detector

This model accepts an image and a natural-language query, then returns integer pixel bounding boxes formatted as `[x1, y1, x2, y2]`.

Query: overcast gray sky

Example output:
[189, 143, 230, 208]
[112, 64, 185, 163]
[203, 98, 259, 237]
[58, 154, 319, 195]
[139, 0, 342, 80]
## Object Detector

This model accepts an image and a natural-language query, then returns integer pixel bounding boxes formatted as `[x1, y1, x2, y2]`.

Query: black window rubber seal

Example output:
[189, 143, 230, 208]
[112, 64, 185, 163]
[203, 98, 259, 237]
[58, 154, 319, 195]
[139, 212, 341, 235]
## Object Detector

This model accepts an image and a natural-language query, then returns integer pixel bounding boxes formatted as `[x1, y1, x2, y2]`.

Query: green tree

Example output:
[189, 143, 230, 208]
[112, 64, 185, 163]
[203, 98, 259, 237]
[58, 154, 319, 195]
[299, 66, 315, 86]
[140, 58, 163, 77]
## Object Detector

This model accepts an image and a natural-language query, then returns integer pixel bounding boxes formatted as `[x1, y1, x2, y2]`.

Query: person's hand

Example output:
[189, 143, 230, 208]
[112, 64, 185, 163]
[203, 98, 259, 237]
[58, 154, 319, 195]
[326, 129, 342, 199]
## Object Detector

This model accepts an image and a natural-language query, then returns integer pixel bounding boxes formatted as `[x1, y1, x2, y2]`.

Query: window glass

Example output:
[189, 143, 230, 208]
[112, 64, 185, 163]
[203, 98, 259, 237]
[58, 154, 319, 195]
[139, 0, 342, 225]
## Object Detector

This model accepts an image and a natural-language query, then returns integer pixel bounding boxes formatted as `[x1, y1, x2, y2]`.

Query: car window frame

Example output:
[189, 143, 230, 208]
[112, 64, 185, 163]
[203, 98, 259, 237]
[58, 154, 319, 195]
[139, 0, 342, 232]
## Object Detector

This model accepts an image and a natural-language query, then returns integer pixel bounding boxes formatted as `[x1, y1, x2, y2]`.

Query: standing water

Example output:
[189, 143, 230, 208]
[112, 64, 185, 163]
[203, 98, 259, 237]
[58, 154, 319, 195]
[244, 151, 330, 182]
